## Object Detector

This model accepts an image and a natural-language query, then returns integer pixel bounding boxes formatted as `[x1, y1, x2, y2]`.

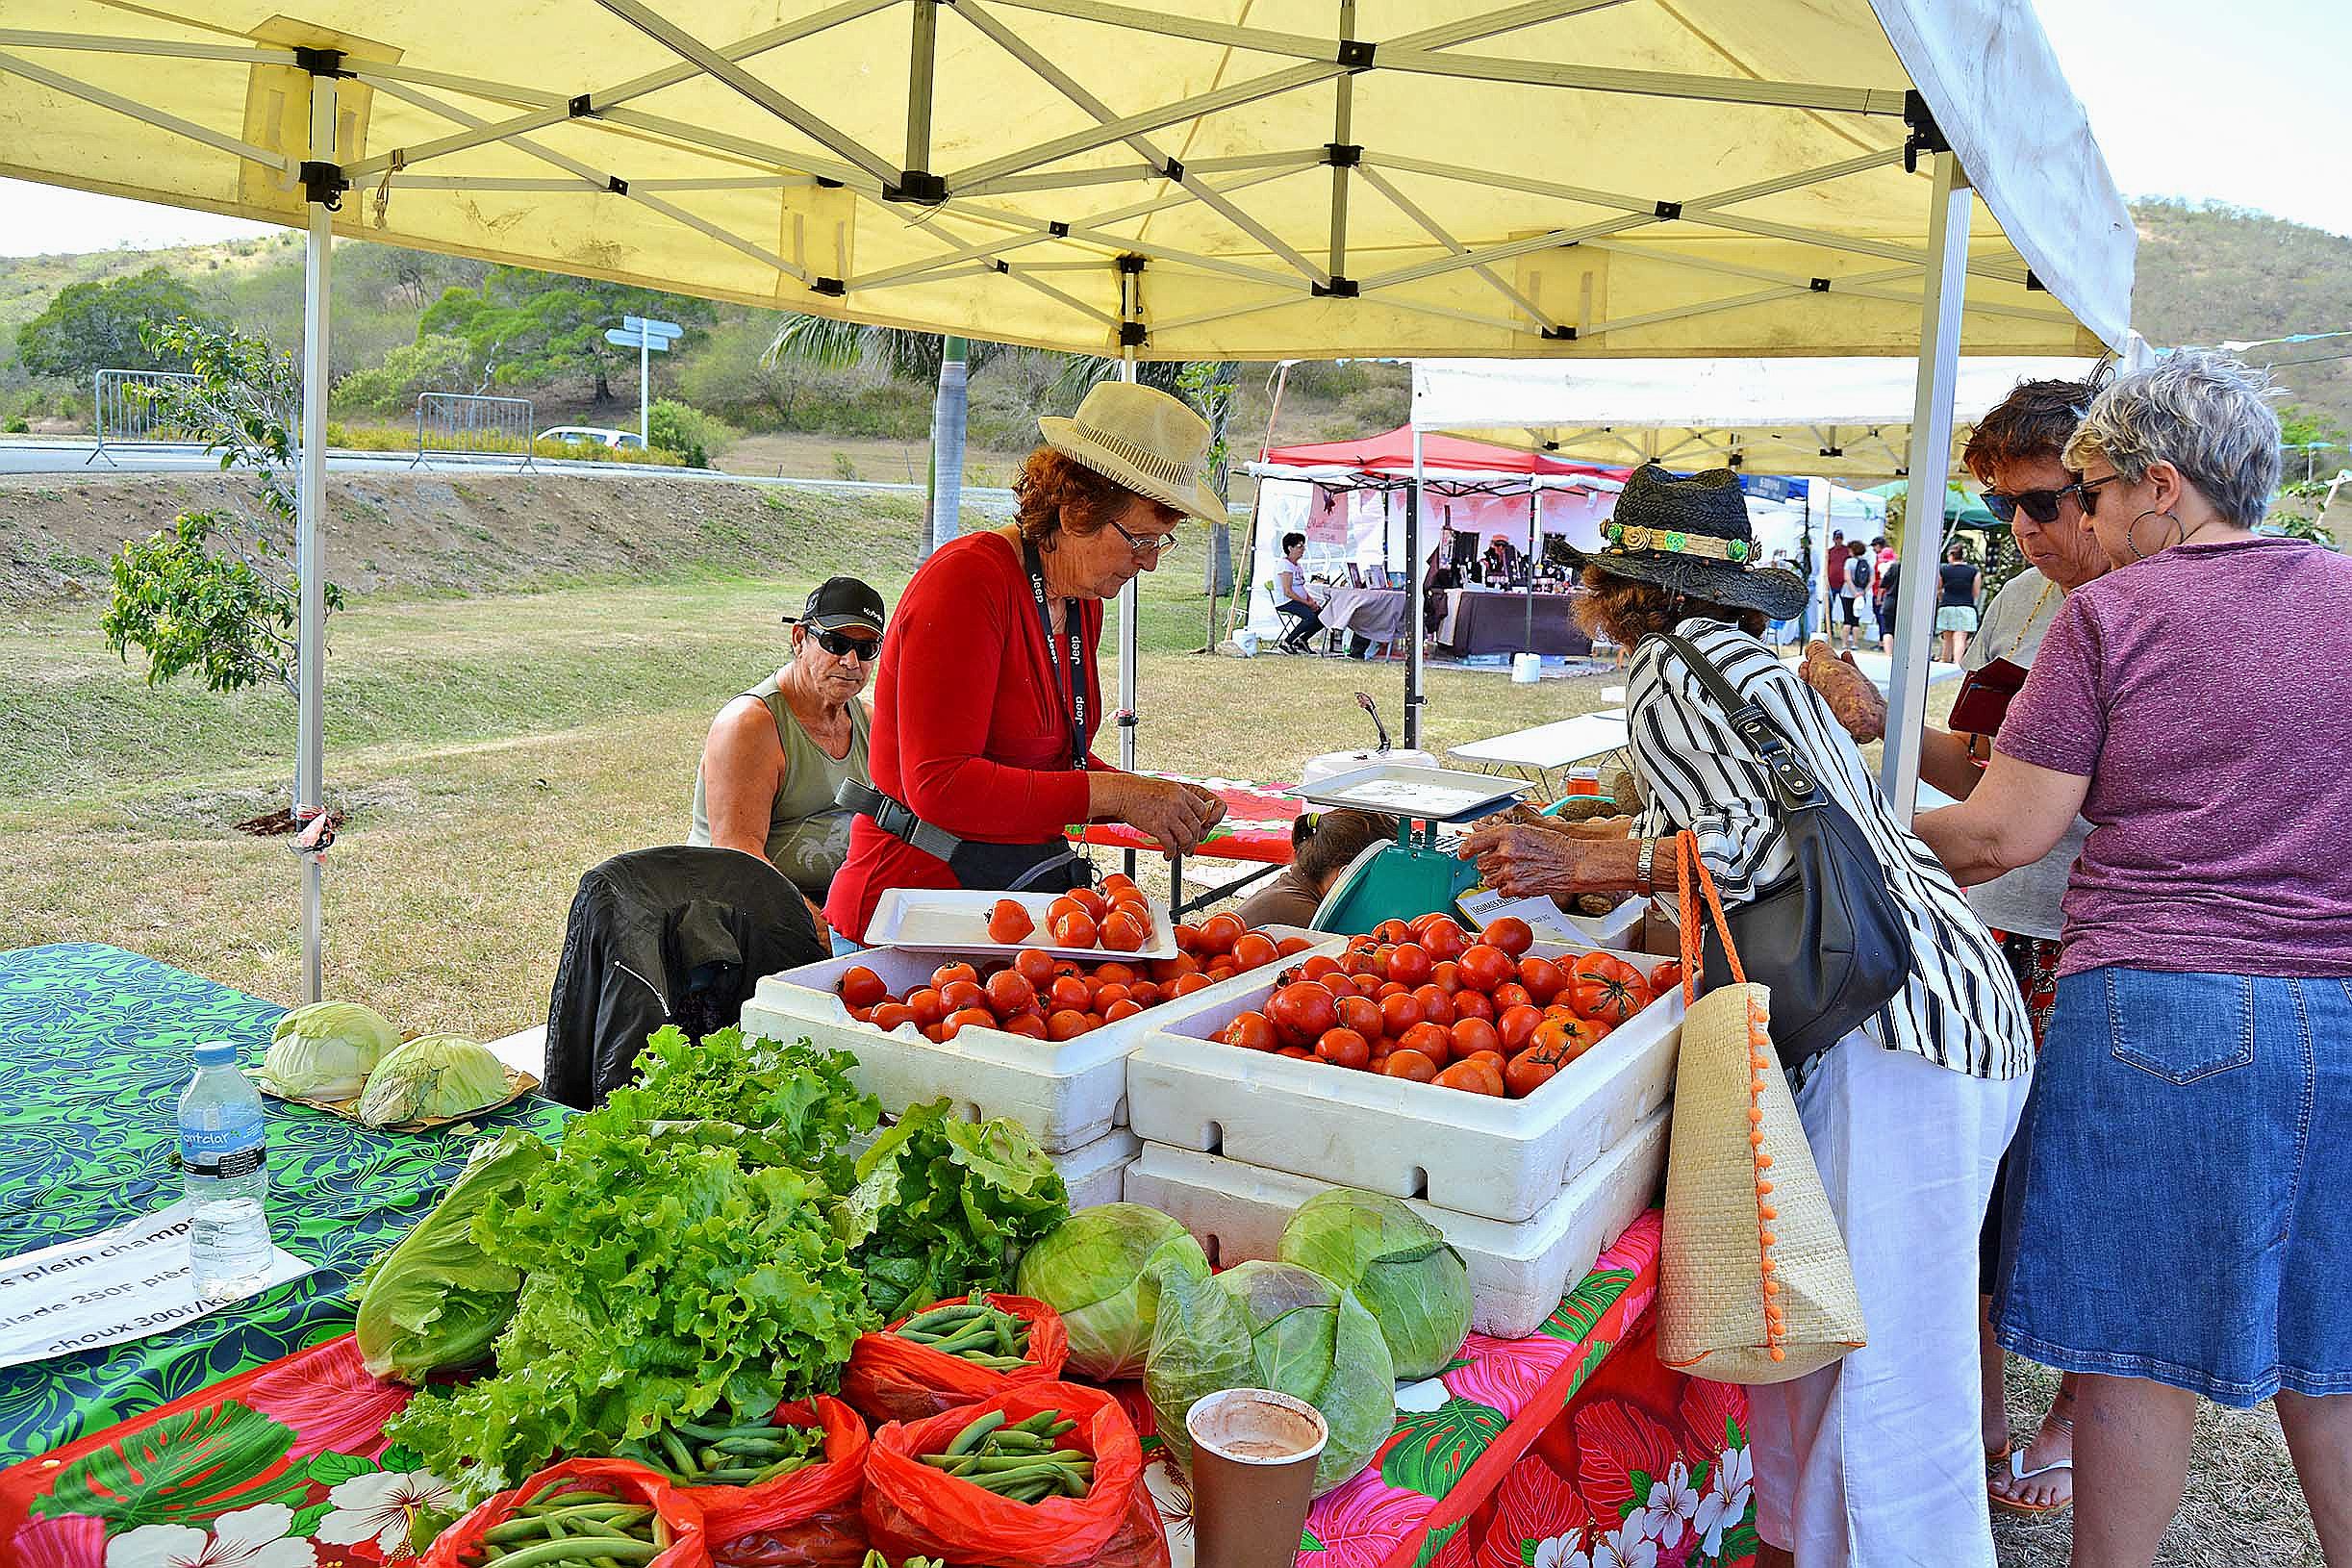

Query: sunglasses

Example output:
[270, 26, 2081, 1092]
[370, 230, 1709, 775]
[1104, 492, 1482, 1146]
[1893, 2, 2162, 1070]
[1983, 474, 2122, 525]
[810, 627, 880, 659]
[1107, 517, 1182, 561]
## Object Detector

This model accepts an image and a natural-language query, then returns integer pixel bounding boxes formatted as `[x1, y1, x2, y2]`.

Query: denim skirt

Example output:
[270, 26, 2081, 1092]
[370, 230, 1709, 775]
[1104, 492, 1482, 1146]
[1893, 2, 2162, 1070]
[1993, 966, 2352, 1405]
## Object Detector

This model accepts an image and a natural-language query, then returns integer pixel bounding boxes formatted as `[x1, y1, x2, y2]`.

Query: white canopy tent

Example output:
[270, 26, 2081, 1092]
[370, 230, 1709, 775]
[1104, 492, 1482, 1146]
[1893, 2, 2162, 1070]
[0, 0, 2132, 996]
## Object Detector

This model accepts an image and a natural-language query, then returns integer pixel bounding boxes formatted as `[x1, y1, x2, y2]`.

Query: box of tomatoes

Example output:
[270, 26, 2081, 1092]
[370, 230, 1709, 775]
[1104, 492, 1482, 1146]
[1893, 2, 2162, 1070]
[1125, 913, 1683, 1224]
[740, 893, 1343, 1156]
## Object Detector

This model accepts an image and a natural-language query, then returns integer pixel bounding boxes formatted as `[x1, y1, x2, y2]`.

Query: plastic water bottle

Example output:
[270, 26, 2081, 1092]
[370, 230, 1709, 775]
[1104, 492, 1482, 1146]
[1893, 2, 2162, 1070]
[178, 1040, 274, 1301]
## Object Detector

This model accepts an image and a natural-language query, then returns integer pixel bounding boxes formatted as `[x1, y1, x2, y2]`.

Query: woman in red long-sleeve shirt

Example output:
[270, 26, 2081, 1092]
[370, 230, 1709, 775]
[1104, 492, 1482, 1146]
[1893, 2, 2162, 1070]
[825, 382, 1230, 944]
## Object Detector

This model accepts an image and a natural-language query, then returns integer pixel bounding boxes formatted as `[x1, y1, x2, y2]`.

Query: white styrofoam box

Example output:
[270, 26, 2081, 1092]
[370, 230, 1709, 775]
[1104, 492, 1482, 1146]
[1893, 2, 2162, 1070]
[1056, 1126, 1142, 1209]
[740, 927, 1341, 1154]
[1123, 1105, 1669, 1340]
[866, 885, 1176, 960]
[1125, 941, 1681, 1223]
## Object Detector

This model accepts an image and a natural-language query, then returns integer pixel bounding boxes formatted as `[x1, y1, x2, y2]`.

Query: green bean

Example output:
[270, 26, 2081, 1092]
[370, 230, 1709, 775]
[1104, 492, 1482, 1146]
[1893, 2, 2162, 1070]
[944, 1409, 1005, 1455]
[474, 1538, 659, 1568]
[658, 1429, 696, 1475]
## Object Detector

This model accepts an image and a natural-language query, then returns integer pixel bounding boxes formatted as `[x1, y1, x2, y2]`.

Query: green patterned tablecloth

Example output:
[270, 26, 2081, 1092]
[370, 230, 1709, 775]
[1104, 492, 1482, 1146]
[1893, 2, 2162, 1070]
[0, 943, 569, 1465]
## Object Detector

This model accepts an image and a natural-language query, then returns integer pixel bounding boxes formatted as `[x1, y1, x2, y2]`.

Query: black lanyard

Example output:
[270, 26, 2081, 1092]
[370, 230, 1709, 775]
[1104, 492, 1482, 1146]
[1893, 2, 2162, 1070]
[1023, 540, 1088, 771]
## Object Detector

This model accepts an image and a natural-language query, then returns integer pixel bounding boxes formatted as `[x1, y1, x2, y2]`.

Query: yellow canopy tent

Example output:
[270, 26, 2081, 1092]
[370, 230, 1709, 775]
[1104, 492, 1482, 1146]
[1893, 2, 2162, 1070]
[0, 0, 2133, 994]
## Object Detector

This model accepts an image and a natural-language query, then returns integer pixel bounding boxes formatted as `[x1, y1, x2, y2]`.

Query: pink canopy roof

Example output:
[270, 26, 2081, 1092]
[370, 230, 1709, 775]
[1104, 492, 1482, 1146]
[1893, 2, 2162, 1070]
[1259, 425, 1626, 480]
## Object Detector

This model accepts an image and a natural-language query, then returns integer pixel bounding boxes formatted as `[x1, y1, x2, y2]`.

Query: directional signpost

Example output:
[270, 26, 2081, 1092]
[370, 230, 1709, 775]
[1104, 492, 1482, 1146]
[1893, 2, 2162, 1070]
[605, 316, 683, 450]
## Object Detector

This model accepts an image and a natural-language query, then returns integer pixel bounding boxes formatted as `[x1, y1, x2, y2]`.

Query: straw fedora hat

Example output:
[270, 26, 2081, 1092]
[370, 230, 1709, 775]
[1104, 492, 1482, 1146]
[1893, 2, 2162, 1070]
[1562, 465, 1808, 621]
[1038, 381, 1227, 525]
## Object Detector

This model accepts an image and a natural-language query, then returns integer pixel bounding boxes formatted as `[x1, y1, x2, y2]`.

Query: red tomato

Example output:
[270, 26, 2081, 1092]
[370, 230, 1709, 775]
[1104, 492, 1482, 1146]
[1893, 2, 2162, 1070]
[1092, 982, 1131, 1011]
[906, 987, 946, 1028]
[1069, 887, 1109, 921]
[1127, 980, 1163, 1007]
[983, 971, 1036, 1018]
[870, 1002, 917, 1034]
[986, 898, 1036, 943]
[1568, 951, 1653, 1024]
[1429, 960, 1461, 994]
[941, 1006, 996, 1040]
[1372, 918, 1415, 945]
[1375, 980, 1408, 1001]
[1453, 989, 1495, 1023]
[1491, 982, 1533, 1014]
[1198, 913, 1247, 954]
[1412, 983, 1455, 1028]
[1418, 917, 1469, 962]
[1316, 1027, 1372, 1070]
[1335, 993, 1383, 1038]
[1505, 1045, 1563, 1099]
[1456, 944, 1514, 993]
[1049, 974, 1091, 1013]
[1277, 1046, 1315, 1060]
[1014, 948, 1059, 989]
[1276, 936, 1313, 956]
[839, 965, 888, 1009]
[1343, 950, 1379, 978]
[1001, 1012, 1050, 1040]
[1094, 961, 1137, 986]
[1172, 973, 1213, 998]
[931, 961, 979, 991]
[1516, 955, 1566, 1006]
[1231, 932, 1279, 971]
[938, 979, 985, 1015]
[1049, 910, 1099, 948]
[1532, 1014, 1606, 1063]
[1397, 1021, 1453, 1060]
[1319, 973, 1357, 1000]
[1300, 954, 1344, 983]
[1386, 943, 1433, 988]
[1220, 1010, 1278, 1050]
[1100, 871, 1138, 896]
[1378, 991, 1426, 1037]
[1497, 1002, 1545, 1052]
[1205, 959, 1239, 979]
[1383, 1049, 1440, 1082]
[1352, 974, 1383, 997]
[1152, 952, 1201, 983]
[1483, 917, 1534, 956]
[1100, 911, 1147, 953]
[1649, 959, 1685, 995]
[1045, 1009, 1089, 1040]
[1268, 981, 1340, 1048]
[847, 1002, 876, 1024]
[1449, 1016, 1502, 1062]
[1173, 923, 1203, 953]
[1104, 999, 1144, 1023]
[1433, 1059, 1505, 1095]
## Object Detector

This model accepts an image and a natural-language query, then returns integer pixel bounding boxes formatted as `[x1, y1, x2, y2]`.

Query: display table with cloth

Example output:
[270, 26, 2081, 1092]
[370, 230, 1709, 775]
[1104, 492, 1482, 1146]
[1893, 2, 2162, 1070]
[0, 1207, 1755, 1568]
[1068, 773, 1306, 917]
[1318, 585, 1410, 648]
[1435, 589, 1594, 659]
[0, 944, 570, 1467]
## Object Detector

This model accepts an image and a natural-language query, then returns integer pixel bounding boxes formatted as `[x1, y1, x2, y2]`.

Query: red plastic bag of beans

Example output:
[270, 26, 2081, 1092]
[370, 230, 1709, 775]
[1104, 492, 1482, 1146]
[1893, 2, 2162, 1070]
[422, 1456, 709, 1568]
[842, 1294, 1071, 1426]
[683, 1396, 871, 1568]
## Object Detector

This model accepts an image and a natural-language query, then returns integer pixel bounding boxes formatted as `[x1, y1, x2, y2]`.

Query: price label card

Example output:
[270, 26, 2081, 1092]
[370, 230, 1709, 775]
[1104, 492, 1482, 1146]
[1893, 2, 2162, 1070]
[0, 1203, 312, 1370]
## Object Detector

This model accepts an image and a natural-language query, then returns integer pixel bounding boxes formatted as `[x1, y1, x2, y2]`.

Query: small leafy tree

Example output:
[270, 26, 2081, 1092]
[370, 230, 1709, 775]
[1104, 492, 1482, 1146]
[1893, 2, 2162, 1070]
[14, 266, 211, 378]
[101, 318, 343, 702]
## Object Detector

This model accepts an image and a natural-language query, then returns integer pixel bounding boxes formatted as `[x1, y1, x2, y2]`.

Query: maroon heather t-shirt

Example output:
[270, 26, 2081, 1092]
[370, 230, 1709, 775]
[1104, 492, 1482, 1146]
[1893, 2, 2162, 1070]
[1997, 536, 2352, 979]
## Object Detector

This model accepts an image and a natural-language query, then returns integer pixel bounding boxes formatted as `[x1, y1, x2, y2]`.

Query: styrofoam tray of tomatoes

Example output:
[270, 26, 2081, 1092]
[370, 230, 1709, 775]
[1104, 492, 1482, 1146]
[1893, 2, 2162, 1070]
[863, 882, 1176, 959]
[1126, 914, 1684, 1223]
[1125, 1105, 1669, 1340]
[741, 911, 1340, 1154]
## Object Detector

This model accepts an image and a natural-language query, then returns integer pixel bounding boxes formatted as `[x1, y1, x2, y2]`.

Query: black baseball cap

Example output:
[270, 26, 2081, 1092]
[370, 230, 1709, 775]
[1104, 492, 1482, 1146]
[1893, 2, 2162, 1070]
[786, 576, 886, 635]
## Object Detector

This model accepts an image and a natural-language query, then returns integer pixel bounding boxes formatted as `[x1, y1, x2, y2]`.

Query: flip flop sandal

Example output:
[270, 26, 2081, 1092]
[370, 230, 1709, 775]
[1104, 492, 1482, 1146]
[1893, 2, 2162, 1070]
[1989, 1447, 2074, 1517]
[1985, 1440, 2012, 1468]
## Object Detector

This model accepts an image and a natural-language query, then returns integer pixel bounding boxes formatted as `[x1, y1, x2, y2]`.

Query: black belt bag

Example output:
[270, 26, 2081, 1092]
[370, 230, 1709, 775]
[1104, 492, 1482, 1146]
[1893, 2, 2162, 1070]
[836, 778, 1087, 895]
[1654, 632, 1911, 1069]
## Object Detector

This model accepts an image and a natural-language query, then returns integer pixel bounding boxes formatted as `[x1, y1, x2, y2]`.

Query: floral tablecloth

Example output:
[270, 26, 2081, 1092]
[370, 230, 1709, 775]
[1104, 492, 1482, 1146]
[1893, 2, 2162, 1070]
[0, 944, 569, 1468]
[1069, 774, 1304, 865]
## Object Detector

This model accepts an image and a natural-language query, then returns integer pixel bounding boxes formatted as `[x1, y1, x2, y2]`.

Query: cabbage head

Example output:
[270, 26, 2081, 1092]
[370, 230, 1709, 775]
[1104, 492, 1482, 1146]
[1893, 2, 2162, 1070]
[1015, 1203, 1208, 1379]
[1277, 1188, 1472, 1380]
[1144, 1259, 1395, 1496]
[261, 1000, 400, 1100]
[357, 1034, 511, 1126]
[356, 1127, 549, 1380]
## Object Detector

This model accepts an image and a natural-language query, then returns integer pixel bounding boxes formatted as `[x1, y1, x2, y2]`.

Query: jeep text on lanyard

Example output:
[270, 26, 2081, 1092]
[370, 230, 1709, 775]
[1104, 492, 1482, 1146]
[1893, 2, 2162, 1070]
[1024, 541, 1088, 771]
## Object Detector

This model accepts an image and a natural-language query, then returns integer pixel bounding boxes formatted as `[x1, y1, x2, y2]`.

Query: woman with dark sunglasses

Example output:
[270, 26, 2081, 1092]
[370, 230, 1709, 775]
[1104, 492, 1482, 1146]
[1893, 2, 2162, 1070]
[824, 381, 1229, 945]
[691, 576, 886, 943]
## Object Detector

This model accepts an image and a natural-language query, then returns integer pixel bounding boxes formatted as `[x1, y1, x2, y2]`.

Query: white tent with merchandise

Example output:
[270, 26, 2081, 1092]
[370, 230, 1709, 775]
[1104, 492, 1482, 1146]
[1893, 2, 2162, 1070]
[1, 0, 2131, 995]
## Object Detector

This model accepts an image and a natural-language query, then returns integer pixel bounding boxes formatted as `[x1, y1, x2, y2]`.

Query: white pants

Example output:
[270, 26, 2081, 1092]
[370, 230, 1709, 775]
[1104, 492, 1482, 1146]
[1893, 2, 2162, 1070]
[1745, 1035, 2029, 1568]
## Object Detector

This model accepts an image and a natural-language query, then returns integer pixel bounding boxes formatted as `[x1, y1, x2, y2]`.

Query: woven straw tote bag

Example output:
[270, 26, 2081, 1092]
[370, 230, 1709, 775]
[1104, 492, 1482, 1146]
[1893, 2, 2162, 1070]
[1657, 835, 1866, 1384]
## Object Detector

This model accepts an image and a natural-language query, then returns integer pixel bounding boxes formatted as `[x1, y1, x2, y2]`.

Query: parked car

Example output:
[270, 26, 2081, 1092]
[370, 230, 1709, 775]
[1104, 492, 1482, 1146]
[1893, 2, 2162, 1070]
[537, 425, 645, 450]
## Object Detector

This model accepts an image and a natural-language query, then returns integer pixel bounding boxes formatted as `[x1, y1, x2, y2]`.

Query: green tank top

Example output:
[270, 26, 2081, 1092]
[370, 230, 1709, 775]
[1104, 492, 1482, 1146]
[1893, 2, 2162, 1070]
[689, 672, 871, 899]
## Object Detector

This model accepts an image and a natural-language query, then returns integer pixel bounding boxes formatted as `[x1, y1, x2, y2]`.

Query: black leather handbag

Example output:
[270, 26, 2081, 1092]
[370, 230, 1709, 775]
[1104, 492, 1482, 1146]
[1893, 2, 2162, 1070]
[1654, 632, 1911, 1069]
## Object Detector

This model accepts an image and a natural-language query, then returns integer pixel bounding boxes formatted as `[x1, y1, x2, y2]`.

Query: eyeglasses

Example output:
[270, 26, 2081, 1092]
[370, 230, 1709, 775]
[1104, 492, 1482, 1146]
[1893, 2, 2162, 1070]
[1984, 474, 2122, 525]
[2074, 473, 2122, 518]
[1107, 517, 1181, 561]
[811, 628, 880, 659]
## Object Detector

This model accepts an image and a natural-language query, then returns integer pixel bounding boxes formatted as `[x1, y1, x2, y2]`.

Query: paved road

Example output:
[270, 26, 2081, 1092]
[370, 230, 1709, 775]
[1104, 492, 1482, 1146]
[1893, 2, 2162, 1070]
[0, 438, 1021, 512]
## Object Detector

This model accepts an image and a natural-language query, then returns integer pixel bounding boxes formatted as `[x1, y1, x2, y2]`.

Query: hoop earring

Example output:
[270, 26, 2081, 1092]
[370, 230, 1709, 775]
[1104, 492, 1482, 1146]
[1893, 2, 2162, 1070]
[2125, 507, 2182, 562]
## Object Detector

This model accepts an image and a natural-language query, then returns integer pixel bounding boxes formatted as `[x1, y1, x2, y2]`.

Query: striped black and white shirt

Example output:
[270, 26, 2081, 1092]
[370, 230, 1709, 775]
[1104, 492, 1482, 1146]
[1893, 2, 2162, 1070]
[1627, 619, 2031, 1081]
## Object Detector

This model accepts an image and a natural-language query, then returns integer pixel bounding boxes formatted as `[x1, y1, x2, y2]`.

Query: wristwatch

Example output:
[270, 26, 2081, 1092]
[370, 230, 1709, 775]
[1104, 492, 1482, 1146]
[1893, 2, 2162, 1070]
[1634, 837, 1657, 896]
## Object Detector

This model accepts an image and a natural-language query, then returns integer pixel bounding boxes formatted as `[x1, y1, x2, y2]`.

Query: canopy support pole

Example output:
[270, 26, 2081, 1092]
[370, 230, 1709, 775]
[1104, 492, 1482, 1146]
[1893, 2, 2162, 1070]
[295, 67, 339, 1004]
[1405, 427, 1426, 750]
[1524, 488, 1537, 653]
[1117, 345, 1140, 878]
[1880, 149, 1970, 820]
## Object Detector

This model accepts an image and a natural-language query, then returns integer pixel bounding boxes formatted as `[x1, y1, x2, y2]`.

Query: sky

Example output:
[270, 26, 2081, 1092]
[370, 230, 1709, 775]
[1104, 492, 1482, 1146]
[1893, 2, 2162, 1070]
[0, 0, 2346, 257]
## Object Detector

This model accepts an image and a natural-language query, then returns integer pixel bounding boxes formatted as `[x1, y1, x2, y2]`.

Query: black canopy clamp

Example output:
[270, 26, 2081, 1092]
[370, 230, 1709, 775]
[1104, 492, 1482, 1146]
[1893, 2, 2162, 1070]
[1902, 89, 1950, 174]
[1116, 710, 1141, 728]
[292, 45, 348, 78]
[299, 161, 345, 211]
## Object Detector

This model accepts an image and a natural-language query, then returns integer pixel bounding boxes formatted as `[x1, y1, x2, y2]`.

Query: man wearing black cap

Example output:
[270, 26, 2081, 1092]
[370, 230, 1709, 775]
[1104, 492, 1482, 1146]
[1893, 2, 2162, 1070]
[690, 577, 886, 936]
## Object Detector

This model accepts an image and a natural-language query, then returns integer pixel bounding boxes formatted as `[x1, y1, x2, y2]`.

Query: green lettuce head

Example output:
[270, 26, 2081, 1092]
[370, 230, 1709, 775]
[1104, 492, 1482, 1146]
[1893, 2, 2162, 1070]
[357, 1034, 511, 1126]
[1277, 1188, 1472, 1380]
[261, 1000, 400, 1100]
[1144, 1259, 1395, 1497]
[1015, 1203, 1209, 1379]
[356, 1127, 549, 1380]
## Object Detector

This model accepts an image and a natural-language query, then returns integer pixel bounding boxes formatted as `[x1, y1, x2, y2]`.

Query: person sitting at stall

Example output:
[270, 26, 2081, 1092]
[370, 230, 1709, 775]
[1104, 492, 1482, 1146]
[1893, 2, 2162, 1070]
[1272, 532, 1325, 653]
[1233, 808, 1399, 928]
[1479, 535, 1519, 584]
[1456, 465, 2030, 1568]
[824, 381, 1229, 945]
[690, 576, 883, 939]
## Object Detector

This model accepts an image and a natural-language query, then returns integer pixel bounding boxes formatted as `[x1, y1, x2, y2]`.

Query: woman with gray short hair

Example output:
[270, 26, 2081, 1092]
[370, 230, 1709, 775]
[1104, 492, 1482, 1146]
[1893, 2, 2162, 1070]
[1915, 351, 2352, 1566]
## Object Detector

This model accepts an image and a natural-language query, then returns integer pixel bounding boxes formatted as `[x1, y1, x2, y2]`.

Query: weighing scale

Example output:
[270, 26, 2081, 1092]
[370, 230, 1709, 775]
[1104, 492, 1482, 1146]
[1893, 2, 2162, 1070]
[1296, 761, 1529, 934]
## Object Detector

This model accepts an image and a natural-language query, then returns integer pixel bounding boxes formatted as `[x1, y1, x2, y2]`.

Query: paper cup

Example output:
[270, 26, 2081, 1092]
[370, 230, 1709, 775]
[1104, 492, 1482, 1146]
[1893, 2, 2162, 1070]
[1185, 1388, 1329, 1568]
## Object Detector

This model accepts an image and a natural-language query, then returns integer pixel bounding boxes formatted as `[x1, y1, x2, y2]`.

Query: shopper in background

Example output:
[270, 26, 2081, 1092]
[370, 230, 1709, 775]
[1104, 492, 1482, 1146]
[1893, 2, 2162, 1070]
[1937, 543, 1983, 663]
[1234, 809, 1399, 928]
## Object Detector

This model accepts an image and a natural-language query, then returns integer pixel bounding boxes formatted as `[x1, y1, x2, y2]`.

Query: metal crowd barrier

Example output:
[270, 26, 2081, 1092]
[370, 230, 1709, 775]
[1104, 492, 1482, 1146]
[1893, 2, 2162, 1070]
[88, 368, 200, 466]
[413, 392, 536, 468]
